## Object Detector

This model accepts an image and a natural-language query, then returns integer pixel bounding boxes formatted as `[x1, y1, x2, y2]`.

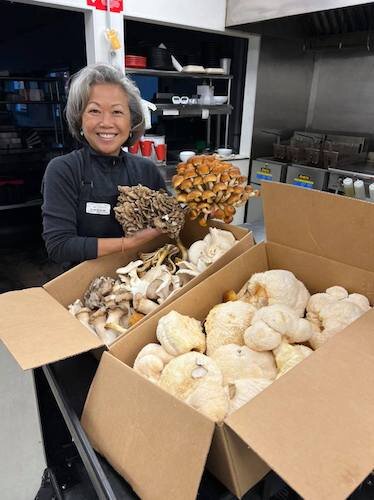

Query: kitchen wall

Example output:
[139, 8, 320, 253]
[251, 37, 314, 158]
[306, 49, 374, 137]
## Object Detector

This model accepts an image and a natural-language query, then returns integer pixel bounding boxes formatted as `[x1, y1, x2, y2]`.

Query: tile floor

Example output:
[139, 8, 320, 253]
[0, 221, 265, 499]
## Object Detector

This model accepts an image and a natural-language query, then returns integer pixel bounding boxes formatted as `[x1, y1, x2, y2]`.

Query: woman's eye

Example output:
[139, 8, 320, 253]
[88, 108, 100, 114]
[113, 110, 124, 115]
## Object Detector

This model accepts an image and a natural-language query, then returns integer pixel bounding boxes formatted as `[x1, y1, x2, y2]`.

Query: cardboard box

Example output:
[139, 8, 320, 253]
[0, 218, 251, 370]
[81, 183, 374, 500]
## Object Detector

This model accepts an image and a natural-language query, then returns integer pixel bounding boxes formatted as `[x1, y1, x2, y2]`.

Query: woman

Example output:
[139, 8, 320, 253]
[41, 62, 165, 267]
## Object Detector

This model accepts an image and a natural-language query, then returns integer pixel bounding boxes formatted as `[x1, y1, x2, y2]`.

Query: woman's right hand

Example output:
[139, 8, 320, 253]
[124, 227, 163, 250]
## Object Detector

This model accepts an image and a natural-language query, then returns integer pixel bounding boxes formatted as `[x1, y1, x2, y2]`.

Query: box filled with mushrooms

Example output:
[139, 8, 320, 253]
[0, 216, 252, 370]
[80, 182, 374, 500]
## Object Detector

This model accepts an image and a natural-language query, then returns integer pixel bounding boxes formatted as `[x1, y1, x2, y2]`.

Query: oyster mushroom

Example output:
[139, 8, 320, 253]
[89, 308, 118, 345]
[83, 276, 115, 309]
[175, 260, 200, 286]
[68, 299, 96, 336]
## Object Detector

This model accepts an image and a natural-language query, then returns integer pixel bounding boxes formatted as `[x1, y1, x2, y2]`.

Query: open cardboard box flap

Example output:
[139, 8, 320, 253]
[82, 352, 215, 500]
[262, 182, 374, 272]
[225, 308, 374, 500]
[0, 288, 103, 369]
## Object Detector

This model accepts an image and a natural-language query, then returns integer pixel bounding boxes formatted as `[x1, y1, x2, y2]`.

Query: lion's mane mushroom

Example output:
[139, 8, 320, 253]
[238, 270, 310, 318]
[306, 285, 371, 349]
[211, 343, 277, 384]
[243, 304, 313, 352]
[159, 351, 223, 400]
[205, 301, 257, 355]
[172, 155, 259, 226]
[133, 343, 175, 383]
[114, 184, 186, 246]
[156, 310, 206, 356]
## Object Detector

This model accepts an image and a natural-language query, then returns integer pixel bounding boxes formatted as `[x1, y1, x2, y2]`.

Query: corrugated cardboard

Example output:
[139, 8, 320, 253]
[0, 218, 251, 369]
[81, 183, 374, 500]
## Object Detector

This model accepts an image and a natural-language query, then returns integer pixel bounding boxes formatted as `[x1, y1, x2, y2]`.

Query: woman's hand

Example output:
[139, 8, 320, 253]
[124, 228, 163, 250]
[97, 228, 163, 257]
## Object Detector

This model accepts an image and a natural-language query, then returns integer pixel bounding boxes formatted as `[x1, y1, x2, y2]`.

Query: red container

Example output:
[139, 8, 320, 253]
[125, 55, 147, 69]
[139, 140, 153, 157]
[155, 143, 167, 161]
[128, 141, 140, 154]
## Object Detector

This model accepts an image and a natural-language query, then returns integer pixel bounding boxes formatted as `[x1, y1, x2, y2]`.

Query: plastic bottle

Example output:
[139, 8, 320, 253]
[369, 183, 374, 201]
[342, 177, 354, 197]
[353, 179, 366, 200]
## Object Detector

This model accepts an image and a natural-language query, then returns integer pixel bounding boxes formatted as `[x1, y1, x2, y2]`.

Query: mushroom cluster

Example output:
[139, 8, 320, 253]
[132, 269, 371, 421]
[68, 228, 238, 345]
[172, 155, 259, 226]
[114, 184, 186, 239]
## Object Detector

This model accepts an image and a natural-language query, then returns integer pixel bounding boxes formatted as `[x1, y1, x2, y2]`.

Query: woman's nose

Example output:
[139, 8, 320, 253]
[100, 112, 114, 126]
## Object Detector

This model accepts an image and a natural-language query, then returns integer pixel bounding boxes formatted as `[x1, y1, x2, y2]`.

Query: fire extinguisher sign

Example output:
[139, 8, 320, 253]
[86, 0, 123, 13]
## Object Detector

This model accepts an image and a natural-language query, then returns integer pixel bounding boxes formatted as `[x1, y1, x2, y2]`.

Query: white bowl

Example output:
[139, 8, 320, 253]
[179, 151, 195, 162]
[212, 95, 228, 105]
[217, 148, 232, 157]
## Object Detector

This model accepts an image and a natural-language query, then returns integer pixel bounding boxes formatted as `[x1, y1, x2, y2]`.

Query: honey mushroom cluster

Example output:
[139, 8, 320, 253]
[172, 155, 259, 226]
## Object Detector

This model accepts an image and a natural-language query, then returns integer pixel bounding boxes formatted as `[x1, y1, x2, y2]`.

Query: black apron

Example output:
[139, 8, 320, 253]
[77, 148, 139, 238]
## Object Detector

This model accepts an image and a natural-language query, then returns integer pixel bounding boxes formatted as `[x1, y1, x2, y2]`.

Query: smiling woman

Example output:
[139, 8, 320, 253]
[41, 63, 166, 269]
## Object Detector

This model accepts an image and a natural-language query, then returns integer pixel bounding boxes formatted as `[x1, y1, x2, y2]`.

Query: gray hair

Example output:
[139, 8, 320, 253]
[65, 62, 144, 146]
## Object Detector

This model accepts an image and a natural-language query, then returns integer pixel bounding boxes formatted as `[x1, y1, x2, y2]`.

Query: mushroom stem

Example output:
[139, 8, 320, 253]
[175, 236, 188, 261]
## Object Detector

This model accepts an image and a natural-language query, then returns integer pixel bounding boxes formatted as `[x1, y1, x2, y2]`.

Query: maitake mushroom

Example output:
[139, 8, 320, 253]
[114, 184, 186, 240]
[172, 155, 259, 226]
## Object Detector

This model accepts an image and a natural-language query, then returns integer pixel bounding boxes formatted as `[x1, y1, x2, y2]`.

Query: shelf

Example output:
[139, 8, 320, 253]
[0, 198, 42, 211]
[0, 101, 63, 105]
[154, 104, 233, 116]
[126, 68, 233, 80]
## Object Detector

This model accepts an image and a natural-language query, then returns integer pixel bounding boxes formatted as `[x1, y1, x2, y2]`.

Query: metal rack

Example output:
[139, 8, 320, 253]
[126, 68, 233, 149]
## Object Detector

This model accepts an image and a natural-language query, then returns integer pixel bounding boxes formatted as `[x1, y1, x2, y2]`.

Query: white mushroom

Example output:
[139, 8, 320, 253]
[159, 352, 223, 400]
[89, 308, 118, 345]
[133, 293, 159, 315]
[211, 344, 277, 384]
[156, 310, 206, 356]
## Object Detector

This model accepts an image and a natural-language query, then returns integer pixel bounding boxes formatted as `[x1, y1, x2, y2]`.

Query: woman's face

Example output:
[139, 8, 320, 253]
[82, 83, 131, 156]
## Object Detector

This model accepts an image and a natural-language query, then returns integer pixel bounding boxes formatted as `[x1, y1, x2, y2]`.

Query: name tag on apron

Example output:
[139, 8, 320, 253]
[86, 202, 111, 215]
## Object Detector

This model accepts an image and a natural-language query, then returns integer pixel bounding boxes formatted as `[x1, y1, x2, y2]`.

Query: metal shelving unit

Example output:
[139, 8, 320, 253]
[126, 68, 233, 148]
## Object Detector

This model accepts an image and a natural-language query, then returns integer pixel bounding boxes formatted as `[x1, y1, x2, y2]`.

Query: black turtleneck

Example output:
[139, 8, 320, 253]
[41, 145, 166, 265]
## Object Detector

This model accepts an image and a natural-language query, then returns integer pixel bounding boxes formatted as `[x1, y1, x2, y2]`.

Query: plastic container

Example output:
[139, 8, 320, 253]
[342, 177, 354, 197]
[369, 183, 374, 201]
[354, 179, 366, 200]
